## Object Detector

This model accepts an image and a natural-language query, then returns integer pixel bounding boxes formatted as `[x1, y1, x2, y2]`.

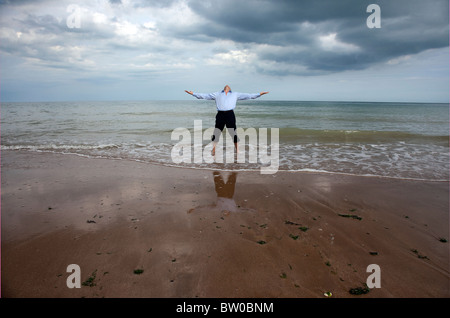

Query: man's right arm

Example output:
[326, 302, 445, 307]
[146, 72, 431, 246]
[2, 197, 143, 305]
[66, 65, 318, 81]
[185, 90, 217, 100]
[193, 92, 218, 100]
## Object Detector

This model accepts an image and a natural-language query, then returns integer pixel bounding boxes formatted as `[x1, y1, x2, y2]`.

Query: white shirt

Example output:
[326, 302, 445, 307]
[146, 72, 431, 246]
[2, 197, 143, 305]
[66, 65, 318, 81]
[192, 90, 261, 111]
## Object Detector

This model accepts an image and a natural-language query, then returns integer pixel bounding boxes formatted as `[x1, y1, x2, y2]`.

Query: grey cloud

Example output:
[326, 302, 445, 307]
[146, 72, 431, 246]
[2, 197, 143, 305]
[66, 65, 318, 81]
[1, 18, 114, 77]
[188, 0, 363, 32]
[0, 0, 43, 6]
[1, 0, 447, 80]
[185, 0, 449, 75]
[133, 0, 180, 8]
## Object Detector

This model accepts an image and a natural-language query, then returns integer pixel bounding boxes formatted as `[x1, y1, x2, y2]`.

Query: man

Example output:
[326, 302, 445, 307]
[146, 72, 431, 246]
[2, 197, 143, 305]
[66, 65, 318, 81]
[185, 85, 269, 155]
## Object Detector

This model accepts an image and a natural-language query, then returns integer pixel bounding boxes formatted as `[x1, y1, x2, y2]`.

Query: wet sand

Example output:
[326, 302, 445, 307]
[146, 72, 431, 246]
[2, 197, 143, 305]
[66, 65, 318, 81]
[1, 150, 449, 298]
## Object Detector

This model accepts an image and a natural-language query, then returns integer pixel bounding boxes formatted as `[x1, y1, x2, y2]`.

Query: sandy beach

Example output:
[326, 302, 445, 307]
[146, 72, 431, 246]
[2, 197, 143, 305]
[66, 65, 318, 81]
[1, 150, 449, 298]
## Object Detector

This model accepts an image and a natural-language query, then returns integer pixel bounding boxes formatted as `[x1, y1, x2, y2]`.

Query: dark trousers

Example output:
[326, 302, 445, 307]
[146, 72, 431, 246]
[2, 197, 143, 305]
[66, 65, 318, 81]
[212, 110, 239, 143]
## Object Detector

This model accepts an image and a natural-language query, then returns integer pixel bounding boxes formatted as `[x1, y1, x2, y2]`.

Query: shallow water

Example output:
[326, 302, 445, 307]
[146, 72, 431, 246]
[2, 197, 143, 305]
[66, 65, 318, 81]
[1, 100, 448, 180]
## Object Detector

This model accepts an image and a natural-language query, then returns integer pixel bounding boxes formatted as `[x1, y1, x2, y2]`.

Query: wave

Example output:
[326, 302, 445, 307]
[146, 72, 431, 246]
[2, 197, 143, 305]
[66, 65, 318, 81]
[2, 145, 448, 182]
[2, 125, 449, 183]
[1, 144, 120, 151]
[275, 128, 449, 145]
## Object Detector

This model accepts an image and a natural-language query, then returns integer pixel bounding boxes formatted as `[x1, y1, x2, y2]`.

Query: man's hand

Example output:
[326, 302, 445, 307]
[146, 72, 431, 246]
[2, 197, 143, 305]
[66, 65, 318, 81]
[185, 90, 193, 95]
[260, 91, 269, 96]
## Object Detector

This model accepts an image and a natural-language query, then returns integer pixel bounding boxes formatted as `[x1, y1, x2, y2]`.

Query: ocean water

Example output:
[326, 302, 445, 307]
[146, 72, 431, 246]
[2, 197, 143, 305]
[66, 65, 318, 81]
[1, 100, 449, 181]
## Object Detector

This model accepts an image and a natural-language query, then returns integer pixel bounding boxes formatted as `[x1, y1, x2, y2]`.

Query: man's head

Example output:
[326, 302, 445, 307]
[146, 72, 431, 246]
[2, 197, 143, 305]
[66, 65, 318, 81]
[223, 85, 231, 93]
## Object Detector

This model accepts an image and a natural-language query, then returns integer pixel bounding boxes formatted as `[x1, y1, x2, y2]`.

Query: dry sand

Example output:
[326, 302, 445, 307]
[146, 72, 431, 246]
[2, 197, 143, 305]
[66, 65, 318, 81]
[1, 150, 449, 298]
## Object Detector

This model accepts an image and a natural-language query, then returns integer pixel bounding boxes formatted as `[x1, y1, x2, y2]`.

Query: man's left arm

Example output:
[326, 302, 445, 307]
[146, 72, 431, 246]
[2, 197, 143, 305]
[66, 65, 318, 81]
[236, 91, 269, 100]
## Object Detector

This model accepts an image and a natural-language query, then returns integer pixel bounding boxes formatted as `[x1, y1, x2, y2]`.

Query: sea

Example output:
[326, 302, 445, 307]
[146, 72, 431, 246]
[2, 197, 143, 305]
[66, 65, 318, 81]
[1, 100, 449, 181]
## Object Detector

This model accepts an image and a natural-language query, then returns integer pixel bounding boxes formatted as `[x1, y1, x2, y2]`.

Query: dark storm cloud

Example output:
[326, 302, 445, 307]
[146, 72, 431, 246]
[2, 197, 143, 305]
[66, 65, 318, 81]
[183, 0, 449, 75]
[188, 0, 363, 33]
[0, 0, 447, 79]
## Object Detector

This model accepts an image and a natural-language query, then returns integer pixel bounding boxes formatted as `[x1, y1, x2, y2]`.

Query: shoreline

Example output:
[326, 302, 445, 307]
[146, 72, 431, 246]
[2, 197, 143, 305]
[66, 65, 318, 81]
[2, 148, 449, 183]
[1, 150, 449, 298]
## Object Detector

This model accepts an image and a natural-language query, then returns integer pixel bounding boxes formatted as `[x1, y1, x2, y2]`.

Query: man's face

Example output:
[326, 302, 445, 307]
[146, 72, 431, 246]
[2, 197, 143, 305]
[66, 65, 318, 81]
[224, 85, 231, 93]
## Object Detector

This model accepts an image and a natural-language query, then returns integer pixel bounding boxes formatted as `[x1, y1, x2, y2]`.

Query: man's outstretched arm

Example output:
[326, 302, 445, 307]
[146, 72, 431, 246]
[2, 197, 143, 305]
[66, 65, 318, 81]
[236, 91, 269, 100]
[185, 90, 217, 100]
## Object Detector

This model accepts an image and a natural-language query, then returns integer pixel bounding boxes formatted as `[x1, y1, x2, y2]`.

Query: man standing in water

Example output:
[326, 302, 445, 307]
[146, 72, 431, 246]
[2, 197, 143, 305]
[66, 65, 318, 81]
[185, 85, 269, 155]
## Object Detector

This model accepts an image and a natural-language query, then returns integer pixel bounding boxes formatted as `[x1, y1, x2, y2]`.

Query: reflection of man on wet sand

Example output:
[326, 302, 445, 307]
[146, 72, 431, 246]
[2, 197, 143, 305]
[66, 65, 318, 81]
[213, 171, 238, 214]
[188, 171, 249, 215]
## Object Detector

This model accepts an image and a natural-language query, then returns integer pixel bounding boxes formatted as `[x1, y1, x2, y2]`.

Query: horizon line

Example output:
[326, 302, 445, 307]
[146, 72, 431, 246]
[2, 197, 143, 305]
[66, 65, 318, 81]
[1, 98, 449, 104]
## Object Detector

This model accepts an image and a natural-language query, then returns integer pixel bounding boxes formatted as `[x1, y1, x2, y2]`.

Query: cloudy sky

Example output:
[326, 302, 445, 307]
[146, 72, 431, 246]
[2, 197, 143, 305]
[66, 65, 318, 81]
[0, 0, 448, 102]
